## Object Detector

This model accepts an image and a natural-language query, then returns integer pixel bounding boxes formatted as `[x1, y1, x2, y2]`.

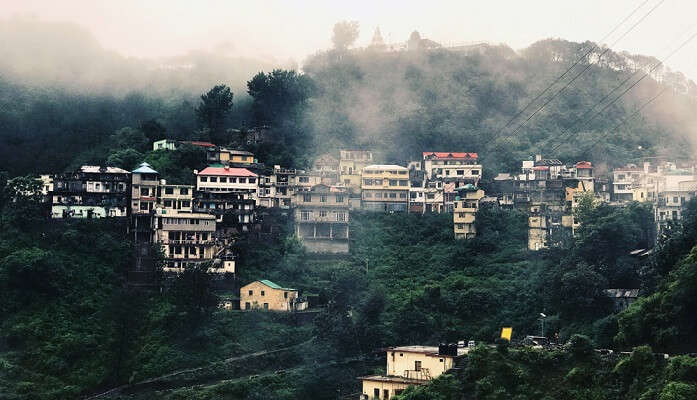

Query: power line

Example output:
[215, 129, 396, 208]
[547, 22, 697, 153]
[549, 27, 697, 154]
[483, 0, 651, 147]
[501, 0, 665, 142]
[578, 87, 668, 158]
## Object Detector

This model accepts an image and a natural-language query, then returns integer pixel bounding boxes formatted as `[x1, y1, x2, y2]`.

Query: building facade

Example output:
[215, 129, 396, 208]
[239, 280, 307, 311]
[340, 150, 373, 193]
[453, 186, 484, 239]
[293, 184, 350, 254]
[50, 166, 130, 219]
[359, 345, 465, 400]
[361, 165, 410, 212]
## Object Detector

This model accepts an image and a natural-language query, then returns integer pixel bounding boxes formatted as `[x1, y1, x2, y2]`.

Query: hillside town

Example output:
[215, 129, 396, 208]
[34, 137, 697, 317]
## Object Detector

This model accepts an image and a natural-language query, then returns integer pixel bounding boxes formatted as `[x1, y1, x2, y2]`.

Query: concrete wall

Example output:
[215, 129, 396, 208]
[301, 238, 349, 254]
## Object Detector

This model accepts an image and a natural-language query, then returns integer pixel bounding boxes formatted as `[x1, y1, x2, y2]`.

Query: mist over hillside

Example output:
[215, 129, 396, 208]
[303, 38, 697, 172]
[0, 17, 284, 97]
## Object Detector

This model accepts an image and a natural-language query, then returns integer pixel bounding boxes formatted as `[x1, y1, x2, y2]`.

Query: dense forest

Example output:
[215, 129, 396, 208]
[3, 19, 697, 400]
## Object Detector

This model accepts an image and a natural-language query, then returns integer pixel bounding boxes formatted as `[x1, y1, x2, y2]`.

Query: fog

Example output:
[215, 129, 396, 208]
[3, 0, 697, 93]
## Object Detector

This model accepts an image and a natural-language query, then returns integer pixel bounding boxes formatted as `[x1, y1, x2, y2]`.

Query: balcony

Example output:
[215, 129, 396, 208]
[402, 368, 432, 381]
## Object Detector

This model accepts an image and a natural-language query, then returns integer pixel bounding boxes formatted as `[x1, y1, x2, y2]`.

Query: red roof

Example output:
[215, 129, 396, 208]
[181, 141, 216, 148]
[198, 167, 257, 177]
[533, 166, 549, 171]
[576, 161, 593, 169]
[422, 152, 478, 160]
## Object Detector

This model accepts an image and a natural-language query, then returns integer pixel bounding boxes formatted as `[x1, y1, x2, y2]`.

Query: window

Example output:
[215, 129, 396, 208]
[164, 200, 172, 207]
[374, 389, 380, 398]
[239, 178, 247, 183]
[303, 194, 312, 202]
[415, 361, 422, 371]
[245, 302, 250, 310]
[200, 177, 208, 182]
[299, 176, 309, 183]
[399, 193, 406, 198]
[320, 195, 327, 203]
[363, 179, 372, 185]
[301, 211, 311, 221]
[182, 201, 190, 208]
[472, 170, 480, 175]
[457, 170, 464, 175]
[141, 188, 149, 196]
[336, 212, 346, 222]
[248, 290, 253, 295]
[389, 193, 396, 198]
[374, 179, 383, 185]
[263, 303, 269, 310]
[180, 188, 189, 195]
[140, 203, 149, 210]
[673, 196, 679, 203]
[230, 177, 237, 183]
[165, 187, 174, 194]
[261, 290, 265, 296]
[399, 180, 408, 186]
[249, 178, 256, 184]
[284, 292, 288, 299]
[220, 177, 227, 183]
[375, 192, 382, 198]
[389, 179, 398, 186]
[383, 390, 389, 399]
[365, 192, 372, 198]
[336, 195, 344, 203]
[210, 177, 218, 182]
[319, 210, 327, 217]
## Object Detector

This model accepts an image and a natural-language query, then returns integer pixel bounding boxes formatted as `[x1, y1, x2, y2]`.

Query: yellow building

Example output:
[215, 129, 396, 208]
[207, 148, 256, 165]
[453, 186, 484, 239]
[359, 345, 465, 399]
[361, 165, 410, 212]
[239, 280, 307, 311]
[340, 150, 373, 193]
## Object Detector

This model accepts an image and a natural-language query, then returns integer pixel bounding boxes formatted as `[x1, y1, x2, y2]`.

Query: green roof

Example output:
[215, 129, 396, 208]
[260, 279, 296, 291]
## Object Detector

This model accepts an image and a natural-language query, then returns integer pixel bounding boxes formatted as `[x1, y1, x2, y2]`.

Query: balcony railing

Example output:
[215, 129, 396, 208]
[403, 368, 432, 381]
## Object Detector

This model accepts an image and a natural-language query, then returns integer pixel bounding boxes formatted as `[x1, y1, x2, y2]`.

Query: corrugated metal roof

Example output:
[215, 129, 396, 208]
[131, 162, 158, 174]
[422, 151, 478, 160]
[198, 167, 257, 177]
[259, 279, 296, 291]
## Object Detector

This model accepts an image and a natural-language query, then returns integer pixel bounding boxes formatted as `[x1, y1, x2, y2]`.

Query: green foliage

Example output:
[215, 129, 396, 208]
[196, 84, 233, 144]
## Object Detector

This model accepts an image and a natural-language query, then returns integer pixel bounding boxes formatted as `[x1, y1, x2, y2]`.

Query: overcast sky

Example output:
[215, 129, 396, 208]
[3, 0, 697, 79]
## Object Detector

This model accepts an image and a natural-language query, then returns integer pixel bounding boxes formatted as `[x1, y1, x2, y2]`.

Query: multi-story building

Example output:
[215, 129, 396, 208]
[340, 150, 373, 192]
[159, 183, 193, 212]
[195, 166, 258, 232]
[50, 166, 130, 218]
[257, 165, 296, 209]
[131, 162, 160, 215]
[153, 209, 218, 272]
[612, 165, 645, 203]
[361, 165, 410, 212]
[239, 280, 307, 311]
[293, 184, 350, 254]
[422, 152, 481, 184]
[453, 185, 484, 239]
[359, 345, 466, 400]
[312, 153, 340, 185]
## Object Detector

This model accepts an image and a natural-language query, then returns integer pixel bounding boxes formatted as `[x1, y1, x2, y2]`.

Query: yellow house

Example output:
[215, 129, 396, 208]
[361, 165, 410, 212]
[453, 187, 484, 239]
[339, 150, 373, 193]
[208, 148, 256, 165]
[239, 280, 307, 312]
[359, 345, 465, 399]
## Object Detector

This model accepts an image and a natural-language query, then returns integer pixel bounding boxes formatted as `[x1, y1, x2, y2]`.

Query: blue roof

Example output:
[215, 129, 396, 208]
[132, 162, 158, 174]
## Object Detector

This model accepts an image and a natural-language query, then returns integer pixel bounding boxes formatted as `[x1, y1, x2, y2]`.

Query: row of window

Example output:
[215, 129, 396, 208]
[247, 289, 289, 298]
[302, 194, 345, 203]
[164, 187, 190, 195]
[363, 170, 408, 175]
[161, 217, 213, 225]
[163, 200, 191, 208]
[364, 191, 407, 199]
[300, 211, 347, 221]
[432, 168, 480, 176]
[199, 176, 257, 184]
[363, 179, 409, 186]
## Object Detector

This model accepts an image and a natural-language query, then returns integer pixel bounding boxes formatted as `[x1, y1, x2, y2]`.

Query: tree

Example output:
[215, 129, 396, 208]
[331, 21, 359, 50]
[110, 127, 149, 153]
[196, 85, 233, 144]
[106, 148, 144, 170]
[140, 119, 166, 142]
